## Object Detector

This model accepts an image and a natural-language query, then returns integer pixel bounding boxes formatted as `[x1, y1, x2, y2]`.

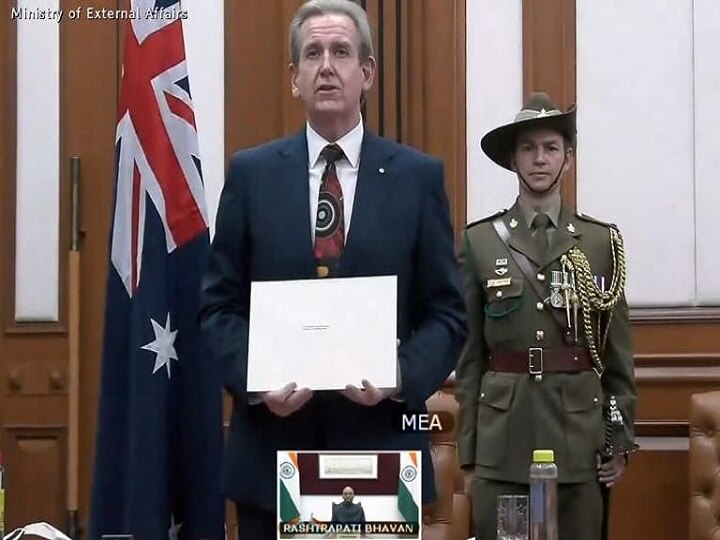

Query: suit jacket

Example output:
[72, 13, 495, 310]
[331, 501, 365, 523]
[455, 201, 636, 484]
[200, 128, 466, 511]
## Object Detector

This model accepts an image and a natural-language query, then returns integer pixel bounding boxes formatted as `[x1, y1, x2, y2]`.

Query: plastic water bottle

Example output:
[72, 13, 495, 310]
[529, 449, 558, 540]
[0, 451, 5, 538]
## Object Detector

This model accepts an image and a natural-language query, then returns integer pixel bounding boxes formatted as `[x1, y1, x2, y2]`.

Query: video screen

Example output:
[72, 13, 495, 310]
[277, 450, 422, 539]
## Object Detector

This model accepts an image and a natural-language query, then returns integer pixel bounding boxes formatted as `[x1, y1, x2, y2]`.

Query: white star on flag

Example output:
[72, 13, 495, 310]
[141, 313, 178, 378]
[168, 513, 182, 540]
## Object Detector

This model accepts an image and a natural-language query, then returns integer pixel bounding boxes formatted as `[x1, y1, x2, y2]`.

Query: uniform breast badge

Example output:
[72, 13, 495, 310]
[495, 258, 508, 276]
[550, 257, 581, 343]
[549, 271, 566, 308]
[486, 277, 512, 288]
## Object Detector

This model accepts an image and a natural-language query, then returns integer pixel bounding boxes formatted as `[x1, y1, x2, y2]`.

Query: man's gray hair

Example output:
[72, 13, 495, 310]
[289, 0, 374, 65]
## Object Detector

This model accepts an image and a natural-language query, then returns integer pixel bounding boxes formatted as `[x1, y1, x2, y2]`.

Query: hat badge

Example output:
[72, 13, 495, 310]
[536, 108, 549, 118]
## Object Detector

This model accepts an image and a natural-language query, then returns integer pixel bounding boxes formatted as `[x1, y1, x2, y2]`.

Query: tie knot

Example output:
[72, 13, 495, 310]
[532, 213, 552, 230]
[321, 144, 345, 166]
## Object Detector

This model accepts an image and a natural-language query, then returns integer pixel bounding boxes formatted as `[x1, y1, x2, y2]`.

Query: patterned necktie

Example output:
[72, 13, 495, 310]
[532, 212, 552, 255]
[314, 144, 346, 277]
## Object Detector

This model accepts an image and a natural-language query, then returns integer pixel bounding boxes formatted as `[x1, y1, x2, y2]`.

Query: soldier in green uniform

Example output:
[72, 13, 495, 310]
[455, 93, 636, 540]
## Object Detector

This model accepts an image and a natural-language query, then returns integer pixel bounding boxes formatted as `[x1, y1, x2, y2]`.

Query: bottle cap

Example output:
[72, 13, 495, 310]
[533, 449, 555, 463]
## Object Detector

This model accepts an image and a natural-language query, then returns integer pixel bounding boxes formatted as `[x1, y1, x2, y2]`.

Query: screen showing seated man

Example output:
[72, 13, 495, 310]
[331, 486, 366, 524]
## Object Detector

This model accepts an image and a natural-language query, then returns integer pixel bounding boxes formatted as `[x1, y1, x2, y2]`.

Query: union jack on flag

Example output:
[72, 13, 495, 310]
[90, 1, 224, 538]
[111, 0, 208, 292]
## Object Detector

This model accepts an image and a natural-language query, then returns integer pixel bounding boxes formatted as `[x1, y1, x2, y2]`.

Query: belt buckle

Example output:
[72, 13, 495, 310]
[529, 348, 543, 375]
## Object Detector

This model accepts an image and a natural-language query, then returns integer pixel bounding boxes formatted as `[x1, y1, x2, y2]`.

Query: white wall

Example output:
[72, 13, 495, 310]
[466, 0, 523, 223]
[577, 0, 720, 307]
[693, 0, 720, 304]
[467, 1, 720, 308]
[577, 0, 696, 307]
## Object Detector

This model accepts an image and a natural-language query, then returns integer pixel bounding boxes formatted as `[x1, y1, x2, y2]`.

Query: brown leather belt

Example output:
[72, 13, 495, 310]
[488, 347, 593, 374]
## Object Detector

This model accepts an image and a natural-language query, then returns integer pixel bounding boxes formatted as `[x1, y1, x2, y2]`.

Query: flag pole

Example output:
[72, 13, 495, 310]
[67, 156, 81, 539]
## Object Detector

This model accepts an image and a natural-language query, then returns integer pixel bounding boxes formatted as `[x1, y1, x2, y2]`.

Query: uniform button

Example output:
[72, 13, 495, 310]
[536, 330, 544, 341]
[496, 290, 503, 298]
[480, 392, 485, 399]
[593, 397, 599, 404]
[537, 273, 546, 282]
[536, 302, 544, 311]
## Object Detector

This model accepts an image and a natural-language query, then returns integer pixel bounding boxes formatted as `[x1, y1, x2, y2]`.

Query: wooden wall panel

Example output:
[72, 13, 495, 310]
[1, 0, 119, 534]
[632, 321, 720, 428]
[3, 427, 67, 531]
[224, 0, 304, 156]
[609, 449, 688, 540]
[634, 321, 720, 356]
[365, 0, 399, 141]
[67, 1, 123, 532]
[403, 0, 466, 241]
[0, 0, 70, 531]
[522, 0, 577, 208]
[637, 371, 720, 422]
[0, 0, 16, 336]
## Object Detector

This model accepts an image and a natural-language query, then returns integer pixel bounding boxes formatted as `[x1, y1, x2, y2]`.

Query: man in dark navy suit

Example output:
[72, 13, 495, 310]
[331, 486, 365, 524]
[200, 1, 466, 537]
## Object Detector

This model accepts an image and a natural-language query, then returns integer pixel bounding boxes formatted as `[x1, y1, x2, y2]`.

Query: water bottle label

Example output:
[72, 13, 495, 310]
[530, 482, 544, 524]
[0, 487, 4, 534]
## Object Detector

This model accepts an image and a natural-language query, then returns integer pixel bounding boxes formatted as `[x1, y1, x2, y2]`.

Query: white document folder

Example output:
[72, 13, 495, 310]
[247, 275, 397, 391]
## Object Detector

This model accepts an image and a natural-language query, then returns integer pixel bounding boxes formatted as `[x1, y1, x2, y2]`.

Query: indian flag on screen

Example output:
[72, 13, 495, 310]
[279, 451, 301, 523]
[397, 451, 420, 522]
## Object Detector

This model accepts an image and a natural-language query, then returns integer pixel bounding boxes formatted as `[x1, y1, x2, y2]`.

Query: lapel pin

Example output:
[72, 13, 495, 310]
[509, 218, 518, 229]
[567, 223, 575, 233]
[378, 167, 385, 174]
[494, 267, 508, 276]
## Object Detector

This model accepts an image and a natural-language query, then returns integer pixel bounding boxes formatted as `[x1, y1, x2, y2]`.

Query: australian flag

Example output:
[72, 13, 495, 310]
[90, 1, 224, 538]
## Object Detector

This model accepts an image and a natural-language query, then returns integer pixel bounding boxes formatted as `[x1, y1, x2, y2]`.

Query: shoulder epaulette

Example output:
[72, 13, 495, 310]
[575, 211, 618, 230]
[466, 208, 508, 230]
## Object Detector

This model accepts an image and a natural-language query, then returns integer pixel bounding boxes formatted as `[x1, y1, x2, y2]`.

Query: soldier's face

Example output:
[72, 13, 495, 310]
[511, 128, 572, 193]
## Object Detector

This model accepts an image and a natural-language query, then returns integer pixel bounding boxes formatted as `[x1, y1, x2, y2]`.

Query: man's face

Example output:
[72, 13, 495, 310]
[291, 14, 375, 127]
[510, 127, 572, 193]
[342, 487, 355, 502]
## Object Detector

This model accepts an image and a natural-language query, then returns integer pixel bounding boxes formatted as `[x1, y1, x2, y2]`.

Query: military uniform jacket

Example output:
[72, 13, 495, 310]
[455, 201, 636, 484]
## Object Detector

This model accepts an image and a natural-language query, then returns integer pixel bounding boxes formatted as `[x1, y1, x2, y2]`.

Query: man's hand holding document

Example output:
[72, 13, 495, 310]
[247, 275, 398, 412]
